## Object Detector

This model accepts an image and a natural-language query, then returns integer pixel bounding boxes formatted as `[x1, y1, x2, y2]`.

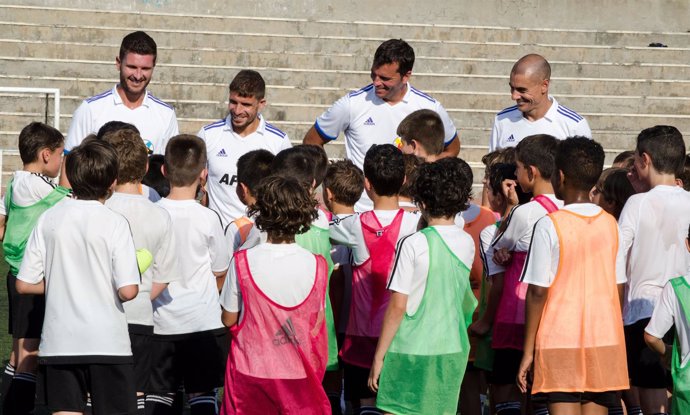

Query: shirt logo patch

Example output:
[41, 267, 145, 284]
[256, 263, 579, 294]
[507, 134, 515, 142]
[216, 148, 228, 157]
[364, 117, 375, 126]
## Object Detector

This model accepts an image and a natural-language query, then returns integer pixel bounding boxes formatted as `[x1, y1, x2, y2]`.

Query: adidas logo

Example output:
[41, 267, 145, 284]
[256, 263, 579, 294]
[273, 318, 300, 346]
[507, 134, 515, 142]
[364, 117, 375, 126]
[216, 148, 228, 157]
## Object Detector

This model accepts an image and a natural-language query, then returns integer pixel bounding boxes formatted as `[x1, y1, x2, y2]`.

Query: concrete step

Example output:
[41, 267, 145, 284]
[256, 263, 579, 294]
[3, 4, 689, 47]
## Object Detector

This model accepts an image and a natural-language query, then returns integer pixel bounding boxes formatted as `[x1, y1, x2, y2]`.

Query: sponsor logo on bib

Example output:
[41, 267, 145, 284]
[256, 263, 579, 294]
[273, 318, 300, 346]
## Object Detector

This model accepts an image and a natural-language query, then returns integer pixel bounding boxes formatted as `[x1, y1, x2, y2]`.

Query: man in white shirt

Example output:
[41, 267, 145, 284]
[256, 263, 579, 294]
[489, 54, 591, 152]
[303, 39, 459, 211]
[66, 31, 179, 155]
[198, 70, 291, 226]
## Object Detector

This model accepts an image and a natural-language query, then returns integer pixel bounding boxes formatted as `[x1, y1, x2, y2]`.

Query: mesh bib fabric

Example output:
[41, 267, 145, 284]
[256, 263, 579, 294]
[532, 210, 628, 394]
[377, 227, 477, 415]
[341, 210, 404, 368]
[222, 250, 330, 414]
[670, 277, 690, 415]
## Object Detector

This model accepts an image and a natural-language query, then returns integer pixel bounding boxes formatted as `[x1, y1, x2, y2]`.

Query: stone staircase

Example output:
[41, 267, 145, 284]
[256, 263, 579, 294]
[1, 4, 690, 191]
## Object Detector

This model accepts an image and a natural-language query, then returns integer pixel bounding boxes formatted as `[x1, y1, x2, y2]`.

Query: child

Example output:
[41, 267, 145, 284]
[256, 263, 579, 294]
[480, 148, 516, 209]
[517, 136, 629, 414]
[398, 154, 422, 212]
[147, 134, 230, 415]
[397, 109, 445, 162]
[102, 128, 179, 413]
[329, 144, 420, 414]
[16, 139, 140, 414]
[0, 122, 69, 414]
[224, 149, 274, 252]
[489, 134, 561, 414]
[644, 225, 690, 415]
[369, 157, 477, 414]
[616, 125, 690, 415]
[143, 154, 170, 198]
[591, 168, 636, 220]
[219, 175, 330, 414]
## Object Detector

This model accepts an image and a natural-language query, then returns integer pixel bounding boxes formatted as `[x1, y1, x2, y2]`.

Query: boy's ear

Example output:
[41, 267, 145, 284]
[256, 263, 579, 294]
[324, 187, 334, 202]
[363, 177, 372, 192]
[144, 160, 149, 175]
[685, 237, 690, 253]
[640, 152, 652, 170]
[527, 165, 537, 181]
[160, 164, 167, 178]
[40, 148, 51, 164]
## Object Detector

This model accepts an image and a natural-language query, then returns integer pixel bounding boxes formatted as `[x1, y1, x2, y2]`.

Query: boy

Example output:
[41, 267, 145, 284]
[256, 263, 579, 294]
[397, 109, 445, 162]
[16, 140, 140, 414]
[224, 149, 275, 252]
[517, 136, 628, 414]
[369, 157, 477, 414]
[489, 134, 561, 415]
[103, 128, 178, 413]
[644, 225, 690, 415]
[0, 122, 69, 414]
[329, 144, 420, 414]
[616, 125, 690, 415]
[147, 134, 230, 415]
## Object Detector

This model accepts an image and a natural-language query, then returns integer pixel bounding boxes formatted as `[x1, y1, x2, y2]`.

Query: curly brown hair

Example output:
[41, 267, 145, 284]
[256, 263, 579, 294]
[248, 175, 319, 243]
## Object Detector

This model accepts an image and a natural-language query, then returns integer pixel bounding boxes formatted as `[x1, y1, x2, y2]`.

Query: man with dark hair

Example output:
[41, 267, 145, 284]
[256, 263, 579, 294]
[303, 38, 459, 211]
[489, 54, 591, 152]
[198, 69, 291, 226]
[66, 31, 178, 155]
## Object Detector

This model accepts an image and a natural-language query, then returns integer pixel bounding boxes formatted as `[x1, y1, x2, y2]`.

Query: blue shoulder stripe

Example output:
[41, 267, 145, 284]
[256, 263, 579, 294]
[557, 105, 583, 121]
[203, 119, 226, 131]
[410, 87, 435, 103]
[85, 89, 113, 103]
[265, 123, 287, 138]
[557, 108, 582, 123]
[497, 105, 519, 116]
[349, 84, 374, 97]
[147, 93, 174, 110]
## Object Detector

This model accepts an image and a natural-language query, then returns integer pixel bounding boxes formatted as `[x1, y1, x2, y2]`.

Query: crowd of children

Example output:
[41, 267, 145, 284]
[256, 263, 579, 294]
[0, 113, 689, 415]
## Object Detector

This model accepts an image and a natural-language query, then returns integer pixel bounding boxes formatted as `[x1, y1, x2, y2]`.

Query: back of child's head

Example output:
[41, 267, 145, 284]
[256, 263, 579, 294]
[164, 134, 207, 187]
[601, 168, 636, 219]
[18, 122, 64, 164]
[555, 136, 605, 191]
[102, 128, 148, 185]
[363, 144, 405, 196]
[482, 147, 516, 168]
[676, 154, 690, 191]
[297, 144, 329, 187]
[396, 109, 445, 156]
[142, 154, 170, 197]
[398, 154, 423, 199]
[455, 156, 475, 199]
[237, 149, 275, 195]
[612, 150, 635, 169]
[515, 134, 558, 180]
[65, 140, 118, 200]
[489, 163, 532, 205]
[412, 157, 471, 218]
[96, 121, 140, 141]
[248, 175, 318, 243]
[270, 146, 315, 189]
[323, 159, 365, 206]
[636, 125, 686, 175]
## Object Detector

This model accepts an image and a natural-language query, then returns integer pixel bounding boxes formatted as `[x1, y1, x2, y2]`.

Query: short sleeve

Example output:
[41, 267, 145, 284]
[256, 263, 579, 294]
[111, 218, 141, 289]
[574, 117, 593, 139]
[280, 133, 293, 151]
[16, 224, 45, 284]
[219, 258, 242, 313]
[645, 282, 676, 339]
[314, 95, 351, 141]
[616, 195, 640, 285]
[480, 224, 504, 277]
[386, 235, 418, 295]
[434, 101, 458, 145]
[492, 205, 529, 252]
[65, 101, 93, 151]
[520, 216, 558, 287]
[209, 212, 230, 273]
[151, 212, 179, 284]
[489, 116, 500, 152]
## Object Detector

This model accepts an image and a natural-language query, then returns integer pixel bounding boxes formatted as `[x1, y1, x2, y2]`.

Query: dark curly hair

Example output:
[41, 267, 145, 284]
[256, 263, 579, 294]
[248, 175, 318, 243]
[412, 157, 471, 219]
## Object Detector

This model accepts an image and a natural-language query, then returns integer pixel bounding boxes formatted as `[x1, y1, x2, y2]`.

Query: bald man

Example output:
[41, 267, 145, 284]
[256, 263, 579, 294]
[489, 54, 591, 151]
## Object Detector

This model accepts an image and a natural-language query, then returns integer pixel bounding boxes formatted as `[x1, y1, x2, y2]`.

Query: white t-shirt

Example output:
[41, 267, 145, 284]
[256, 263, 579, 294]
[66, 86, 179, 155]
[153, 198, 230, 335]
[17, 198, 140, 361]
[489, 97, 592, 152]
[645, 273, 690, 368]
[329, 209, 421, 265]
[387, 225, 475, 314]
[198, 115, 292, 226]
[224, 215, 265, 255]
[521, 203, 626, 287]
[331, 212, 355, 333]
[105, 192, 179, 327]
[0, 171, 60, 216]
[480, 223, 504, 277]
[616, 185, 690, 325]
[491, 194, 563, 253]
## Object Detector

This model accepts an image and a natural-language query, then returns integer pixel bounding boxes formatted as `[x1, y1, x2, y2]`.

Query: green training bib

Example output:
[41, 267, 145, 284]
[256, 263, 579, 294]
[670, 277, 690, 415]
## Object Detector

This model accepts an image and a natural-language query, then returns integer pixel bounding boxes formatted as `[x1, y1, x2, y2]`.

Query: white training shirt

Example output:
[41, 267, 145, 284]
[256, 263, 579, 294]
[491, 194, 563, 253]
[521, 203, 626, 287]
[489, 97, 592, 152]
[480, 223, 504, 277]
[330, 212, 355, 333]
[387, 225, 475, 315]
[329, 209, 421, 266]
[66, 85, 179, 155]
[198, 115, 292, 226]
[616, 185, 690, 326]
[105, 192, 179, 327]
[220, 243, 317, 318]
[0, 171, 60, 217]
[224, 215, 266, 255]
[645, 272, 690, 368]
[153, 198, 230, 335]
[17, 198, 140, 361]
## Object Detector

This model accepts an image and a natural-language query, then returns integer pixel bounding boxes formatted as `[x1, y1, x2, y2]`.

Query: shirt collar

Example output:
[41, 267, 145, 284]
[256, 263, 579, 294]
[112, 85, 150, 108]
[223, 114, 266, 135]
[542, 96, 558, 122]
